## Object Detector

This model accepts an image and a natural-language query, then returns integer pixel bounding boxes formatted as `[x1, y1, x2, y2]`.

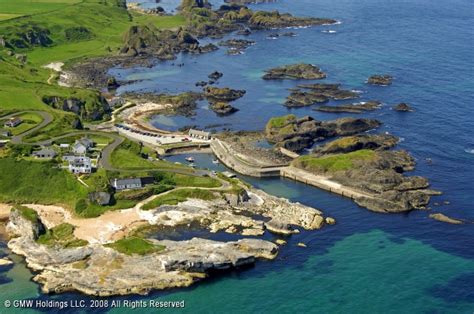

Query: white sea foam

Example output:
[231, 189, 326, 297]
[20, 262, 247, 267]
[322, 30, 337, 34]
[464, 148, 474, 154]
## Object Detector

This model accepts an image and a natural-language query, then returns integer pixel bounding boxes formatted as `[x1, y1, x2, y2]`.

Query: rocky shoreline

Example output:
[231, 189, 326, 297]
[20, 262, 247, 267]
[6, 181, 332, 296]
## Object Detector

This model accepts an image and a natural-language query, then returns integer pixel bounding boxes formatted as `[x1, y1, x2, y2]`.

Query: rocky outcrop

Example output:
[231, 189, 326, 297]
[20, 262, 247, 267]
[265, 115, 381, 152]
[367, 74, 393, 86]
[3, 25, 52, 49]
[429, 213, 464, 224]
[312, 134, 399, 155]
[218, 39, 255, 54]
[393, 103, 413, 112]
[316, 101, 382, 113]
[208, 71, 223, 80]
[285, 84, 360, 107]
[6, 182, 329, 296]
[42, 95, 110, 121]
[210, 102, 239, 115]
[204, 87, 246, 102]
[248, 11, 336, 29]
[263, 64, 326, 80]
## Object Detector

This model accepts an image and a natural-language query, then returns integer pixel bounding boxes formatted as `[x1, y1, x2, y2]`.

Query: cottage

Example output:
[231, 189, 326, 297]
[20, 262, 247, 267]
[4, 117, 22, 128]
[68, 156, 92, 174]
[111, 178, 143, 191]
[32, 148, 57, 159]
[0, 130, 11, 137]
[189, 129, 211, 140]
[72, 137, 94, 155]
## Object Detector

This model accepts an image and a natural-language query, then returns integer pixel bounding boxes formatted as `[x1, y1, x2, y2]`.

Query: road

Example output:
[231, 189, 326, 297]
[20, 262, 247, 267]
[2, 110, 209, 177]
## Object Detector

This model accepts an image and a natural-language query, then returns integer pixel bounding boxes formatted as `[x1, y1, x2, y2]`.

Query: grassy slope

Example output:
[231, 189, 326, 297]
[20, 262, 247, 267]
[0, 0, 185, 113]
[292, 149, 376, 173]
[0, 157, 88, 207]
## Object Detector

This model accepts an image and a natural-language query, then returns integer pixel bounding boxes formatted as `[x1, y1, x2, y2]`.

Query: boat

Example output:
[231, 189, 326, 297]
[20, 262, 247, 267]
[212, 159, 219, 164]
[185, 157, 195, 162]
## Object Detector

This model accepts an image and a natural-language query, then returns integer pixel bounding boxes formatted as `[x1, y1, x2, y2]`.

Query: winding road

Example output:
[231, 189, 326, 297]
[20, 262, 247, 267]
[2, 110, 208, 177]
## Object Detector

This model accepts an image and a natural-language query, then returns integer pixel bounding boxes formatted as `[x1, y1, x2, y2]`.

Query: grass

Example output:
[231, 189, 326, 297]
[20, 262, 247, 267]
[13, 205, 40, 223]
[37, 222, 88, 248]
[0, 157, 88, 207]
[0, 0, 185, 119]
[324, 136, 360, 150]
[292, 149, 377, 173]
[267, 114, 296, 129]
[142, 188, 218, 210]
[2, 112, 44, 135]
[106, 236, 165, 256]
[172, 173, 221, 188]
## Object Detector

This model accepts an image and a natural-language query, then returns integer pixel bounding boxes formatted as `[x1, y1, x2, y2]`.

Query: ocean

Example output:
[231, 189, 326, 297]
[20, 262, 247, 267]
[1, 0, 473, 313]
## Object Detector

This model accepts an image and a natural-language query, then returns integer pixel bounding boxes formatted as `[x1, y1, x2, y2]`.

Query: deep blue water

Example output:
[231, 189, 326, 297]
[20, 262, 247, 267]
[1, 0, 473, 313]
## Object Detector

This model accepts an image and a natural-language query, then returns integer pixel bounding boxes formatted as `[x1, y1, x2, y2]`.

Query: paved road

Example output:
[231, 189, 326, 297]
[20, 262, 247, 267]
[1, 111, 54, 145]
[3, 110, 208, 177]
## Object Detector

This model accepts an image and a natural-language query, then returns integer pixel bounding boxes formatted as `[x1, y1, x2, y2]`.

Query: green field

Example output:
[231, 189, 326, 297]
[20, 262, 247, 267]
[0, 157, 88, 207]
[106, 236, 165, 255]
[0, 0, 185, 118]
[1, 112, 44, 135]
[292, 149, 377, 173]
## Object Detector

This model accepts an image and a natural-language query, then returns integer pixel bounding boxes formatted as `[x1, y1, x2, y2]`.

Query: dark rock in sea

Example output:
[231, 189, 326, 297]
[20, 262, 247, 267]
[195, 81, 208, 87]
[225, 0, 276, 4]
[226, 48, 244, 55]
[204, 87, 246, 102]
[282, 32, 297, 37]
[208, 71, 224, 80]
[237, 28, 252, 36]
[265, 115, 381, 152]
[263, 63, 326, 80]
[315, 101, 382, 113]
[209, 102, 239, 115]
[267, 33, 280, 39]
[367, 74, 393, 86]
[219, 39, 255, 49]
[284, 83, 359, 107]
[393, 103, 413, 112]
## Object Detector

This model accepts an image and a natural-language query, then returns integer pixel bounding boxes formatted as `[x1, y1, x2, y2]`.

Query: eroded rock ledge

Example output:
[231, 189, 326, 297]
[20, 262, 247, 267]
[7, 183, 329, 296]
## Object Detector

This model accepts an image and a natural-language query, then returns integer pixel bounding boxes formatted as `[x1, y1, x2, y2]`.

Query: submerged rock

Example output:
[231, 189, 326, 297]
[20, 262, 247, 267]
[367, 74, 393, 86]
[263, 63, 326, 80]
[429, 213, 464, 224]
[208, 71, 223, 80]
[316, 101, 382, 113]
[285, 84, 360, 107]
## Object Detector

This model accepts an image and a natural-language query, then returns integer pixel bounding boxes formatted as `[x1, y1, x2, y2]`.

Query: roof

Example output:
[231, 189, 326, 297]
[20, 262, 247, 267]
[33, 148, 56, 156]
[78, 137, 93, 147]
[113, 178, 142, 186]
[189, 129, 211, 136]
[8, 117, 22, 123]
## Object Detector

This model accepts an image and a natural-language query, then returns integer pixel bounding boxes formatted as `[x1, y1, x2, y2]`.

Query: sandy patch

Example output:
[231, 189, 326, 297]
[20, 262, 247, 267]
[43, 62, 64, 72]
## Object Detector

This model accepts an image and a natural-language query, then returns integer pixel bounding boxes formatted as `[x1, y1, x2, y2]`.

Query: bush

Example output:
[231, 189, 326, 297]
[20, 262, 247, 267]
[65, 27, 94, 41]
[75, 199, 88, 214]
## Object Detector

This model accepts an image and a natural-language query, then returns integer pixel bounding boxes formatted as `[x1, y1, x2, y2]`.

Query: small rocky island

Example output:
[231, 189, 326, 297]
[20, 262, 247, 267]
[315, 101, 382, 113]
[263, 63, 326, 80]
[285, 83, 360, 107]
[367, 74, 393, 85]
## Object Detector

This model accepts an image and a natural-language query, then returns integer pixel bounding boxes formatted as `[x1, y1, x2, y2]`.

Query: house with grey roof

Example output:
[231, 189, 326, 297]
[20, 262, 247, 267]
[189, 129, 211, 140]
[32, 148, 57, 159]
[4, 117, 22, 128]
[111, 178, 143, 191]
[72, 137, 94, 155]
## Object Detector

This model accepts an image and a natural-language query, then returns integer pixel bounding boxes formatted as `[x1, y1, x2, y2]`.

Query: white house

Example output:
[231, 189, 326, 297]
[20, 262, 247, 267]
[72, 137, 94, 155]
[67, 156, 92, 174]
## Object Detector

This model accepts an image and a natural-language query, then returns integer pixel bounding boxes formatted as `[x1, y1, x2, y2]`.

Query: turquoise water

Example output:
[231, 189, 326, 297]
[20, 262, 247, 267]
[2, 0, 474, 312]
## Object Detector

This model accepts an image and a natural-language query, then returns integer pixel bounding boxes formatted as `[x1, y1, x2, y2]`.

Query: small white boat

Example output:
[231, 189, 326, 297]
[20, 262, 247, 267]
[185, 157, 195, 162]
[212, 159, 219, 164]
